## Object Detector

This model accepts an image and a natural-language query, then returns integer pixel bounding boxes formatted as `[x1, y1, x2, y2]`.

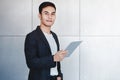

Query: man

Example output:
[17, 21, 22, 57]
[24, 1, 67, 80]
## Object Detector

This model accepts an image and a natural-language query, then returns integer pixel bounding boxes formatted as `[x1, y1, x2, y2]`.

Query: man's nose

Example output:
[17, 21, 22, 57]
[48, 14, 52, 19]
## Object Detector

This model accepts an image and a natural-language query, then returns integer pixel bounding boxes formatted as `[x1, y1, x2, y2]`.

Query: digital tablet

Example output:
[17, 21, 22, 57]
[65, 41, 82, 57]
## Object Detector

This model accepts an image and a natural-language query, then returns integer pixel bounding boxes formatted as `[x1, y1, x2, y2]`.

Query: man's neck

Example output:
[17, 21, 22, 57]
[40, 24, 51, 34]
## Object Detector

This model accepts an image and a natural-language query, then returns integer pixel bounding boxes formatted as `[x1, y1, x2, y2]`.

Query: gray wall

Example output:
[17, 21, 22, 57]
[80, 0, 120, 80]
[0, 0, 31, 80]
[1, 0, 120, 80]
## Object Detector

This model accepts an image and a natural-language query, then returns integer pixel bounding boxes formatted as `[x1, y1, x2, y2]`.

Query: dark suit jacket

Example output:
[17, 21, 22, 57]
[24, 26, 63, 80]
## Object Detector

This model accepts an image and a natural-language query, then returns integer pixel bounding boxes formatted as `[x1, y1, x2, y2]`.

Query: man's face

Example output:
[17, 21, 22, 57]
[40, 6, 56, 27]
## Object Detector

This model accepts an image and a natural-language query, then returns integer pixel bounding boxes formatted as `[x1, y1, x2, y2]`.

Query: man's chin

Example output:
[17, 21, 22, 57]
[45, 24, 54, 27]
[45, 25, 52, 27]
[43, 23, 54, 27]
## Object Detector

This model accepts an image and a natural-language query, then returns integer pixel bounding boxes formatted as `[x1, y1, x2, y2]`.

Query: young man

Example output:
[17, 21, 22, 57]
[24, 2, 67, 80]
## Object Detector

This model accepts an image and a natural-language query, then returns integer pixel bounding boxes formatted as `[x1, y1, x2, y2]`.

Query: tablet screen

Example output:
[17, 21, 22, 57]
[65, 41, 82, 57]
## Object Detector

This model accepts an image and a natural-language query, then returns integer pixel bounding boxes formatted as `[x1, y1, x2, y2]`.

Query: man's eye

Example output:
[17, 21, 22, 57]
[51, 13, 55, 15]
[44, 12, 49, 15]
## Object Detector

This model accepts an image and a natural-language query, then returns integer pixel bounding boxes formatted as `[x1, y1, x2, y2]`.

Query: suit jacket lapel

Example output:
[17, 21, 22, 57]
[36, 26, 59, 68]
[36, 26, 51, 51]
[36, 26, 59, 52]
[51, 31, 59, 51]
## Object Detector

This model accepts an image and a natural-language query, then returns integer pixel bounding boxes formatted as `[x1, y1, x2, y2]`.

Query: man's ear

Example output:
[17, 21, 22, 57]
[38, 13, 41, 20]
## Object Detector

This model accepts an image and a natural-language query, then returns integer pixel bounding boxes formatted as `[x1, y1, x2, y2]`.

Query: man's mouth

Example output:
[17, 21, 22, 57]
[46, 20, 52, 22]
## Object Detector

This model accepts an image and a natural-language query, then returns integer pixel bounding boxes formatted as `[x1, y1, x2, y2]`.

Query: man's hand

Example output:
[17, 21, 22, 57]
[57, 77, 61, 80]
[54, 50, 67, 62]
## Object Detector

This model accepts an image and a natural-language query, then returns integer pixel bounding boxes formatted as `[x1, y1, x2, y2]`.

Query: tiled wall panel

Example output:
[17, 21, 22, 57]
[80, 37, 120, 80]
[0, 37, 28, 80]
[80, 0, 120, 36]
[80, 0, 120, 80]
[0, 0, 31, 35]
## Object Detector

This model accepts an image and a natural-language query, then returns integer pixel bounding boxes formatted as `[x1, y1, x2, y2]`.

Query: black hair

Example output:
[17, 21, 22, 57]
[39, 1, 56, 14]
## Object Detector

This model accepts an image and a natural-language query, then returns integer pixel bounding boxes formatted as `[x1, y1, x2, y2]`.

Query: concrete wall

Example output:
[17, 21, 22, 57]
[1, 0, 120, 80]
[80, 0, 120, 80]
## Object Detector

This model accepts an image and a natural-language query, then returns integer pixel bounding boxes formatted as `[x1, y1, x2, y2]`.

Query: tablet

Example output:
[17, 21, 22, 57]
[65, 41, 82, 57]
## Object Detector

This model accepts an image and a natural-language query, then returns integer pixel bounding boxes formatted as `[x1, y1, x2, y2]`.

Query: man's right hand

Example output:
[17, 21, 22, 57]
[54, 50, 67, 62]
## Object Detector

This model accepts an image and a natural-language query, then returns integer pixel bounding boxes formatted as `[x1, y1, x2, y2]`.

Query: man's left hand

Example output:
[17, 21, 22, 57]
[57, 77, 61, 80]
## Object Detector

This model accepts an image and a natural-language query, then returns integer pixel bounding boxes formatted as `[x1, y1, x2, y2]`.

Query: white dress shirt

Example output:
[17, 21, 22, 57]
[43, 32, 58, 76]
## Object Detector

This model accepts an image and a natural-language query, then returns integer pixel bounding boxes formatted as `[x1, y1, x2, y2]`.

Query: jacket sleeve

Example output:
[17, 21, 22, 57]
[57, 62, 63, 79]
[24, 34, 56, 69]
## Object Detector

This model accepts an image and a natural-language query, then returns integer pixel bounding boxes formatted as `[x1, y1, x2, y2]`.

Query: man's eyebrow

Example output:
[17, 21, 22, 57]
[43, 11, 56, 13]
[43, 11, 49, 13]
[52, 12, 56, 13]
